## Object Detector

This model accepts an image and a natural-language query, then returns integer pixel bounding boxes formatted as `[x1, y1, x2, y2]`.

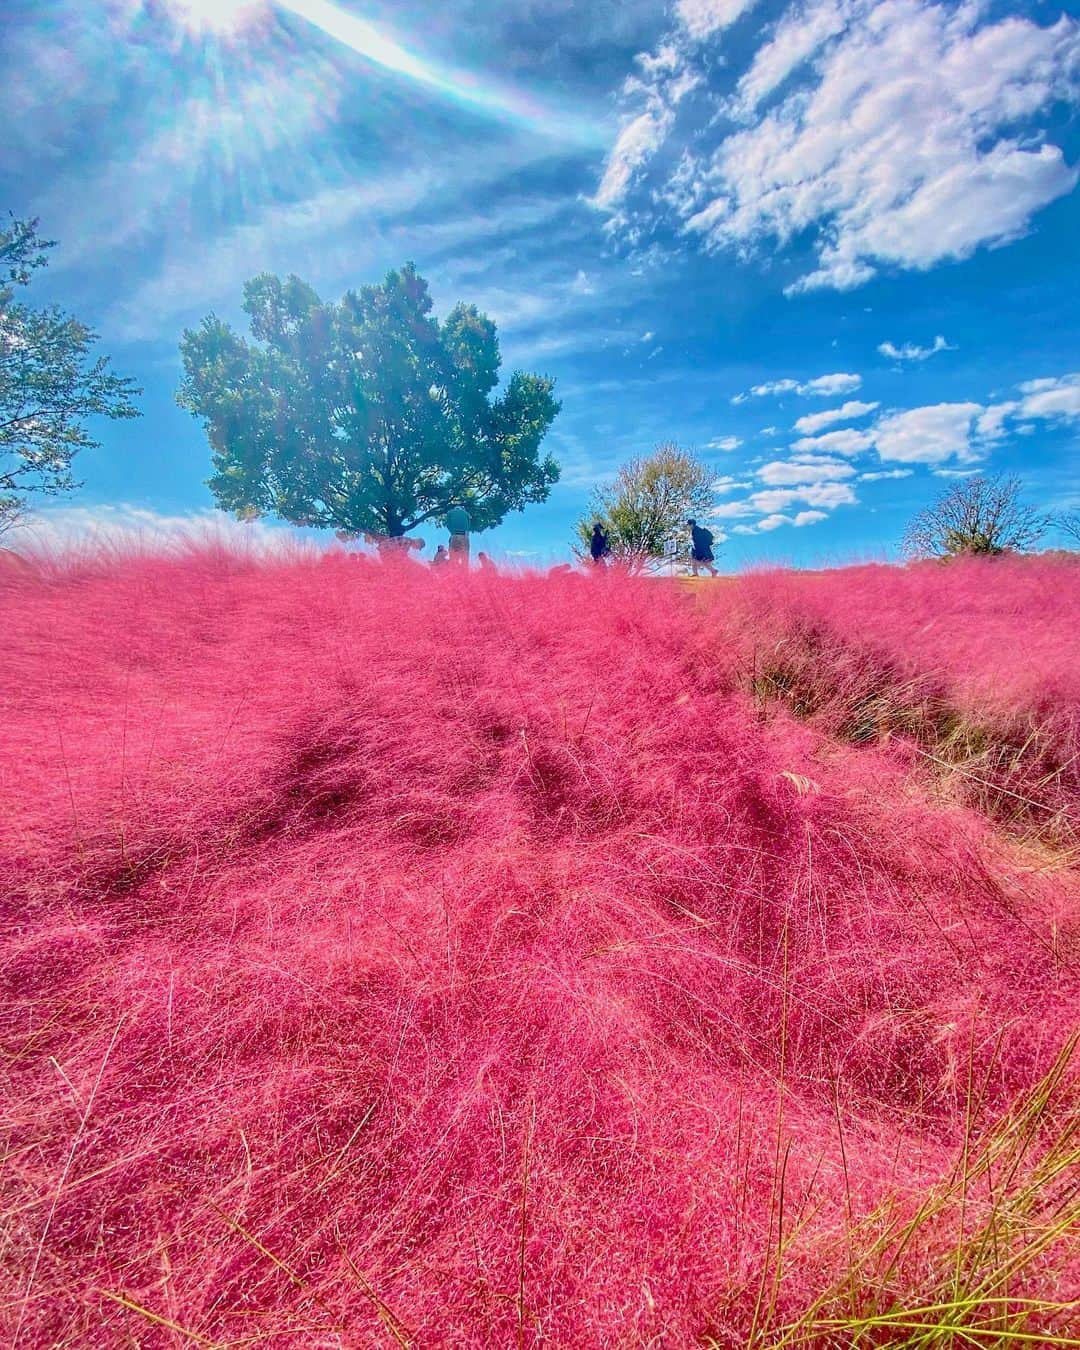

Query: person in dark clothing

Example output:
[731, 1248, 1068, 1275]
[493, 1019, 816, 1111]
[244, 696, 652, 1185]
[446, 504, 471, 565]
[687, 518, 718, 578]
[590, 521, 610, 566]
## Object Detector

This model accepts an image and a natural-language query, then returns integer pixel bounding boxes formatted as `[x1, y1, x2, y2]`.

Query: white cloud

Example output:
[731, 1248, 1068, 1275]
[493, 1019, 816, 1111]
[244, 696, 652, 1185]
[793, 399, 879, 434]
[878, 335, 953, 362]
[975, 402, 1019, 441]
[860, 468, 913, 481]
[734, 0, 849, 115]
[636, 44, 682, 78]
[804, 373, 863, 396]
[592, 105, 674, 210]
[710, 499, 758, 519]
[747, 379, 799, 398]
[706, 434, 743, 451]
[757, 455, 856, 485]
[872, 402, 984, 464]
[734, 371, 861, 402]
[713, 475, 753, 493]
[677, 0, 760, 42]
[750, 482, 858, 512]
[791, 428, 875, 456]
[732, 504, 829, 533]
[598, 1, 1080, 292]
[1017, 373, 1080, 420]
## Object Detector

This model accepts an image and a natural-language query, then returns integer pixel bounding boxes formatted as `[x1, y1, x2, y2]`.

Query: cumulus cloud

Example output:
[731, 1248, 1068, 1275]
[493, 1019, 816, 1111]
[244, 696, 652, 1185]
[793, 400, 880, 434]
[734, 0, 849, 115]
[805, 373, 864, 397]
[975, 403, 1019, 441]
[706, 434, 743, 450]
[860, 468, 913, 481]
[731, 506, 830, 533]
[1017, 373, 1080, 420]
[751, 482, 858, 512]
[677, 0, 760, 42]
[871, 402, 984, 464]
[878, 335, 953, 362]
[732, 371, 861, 402]
[710, 500, 758, 519]
[791, 428, 875, 456]
[858, 373, 1080, 467]
[757, 455, 856, 485]
[597, 0, 1080, 292]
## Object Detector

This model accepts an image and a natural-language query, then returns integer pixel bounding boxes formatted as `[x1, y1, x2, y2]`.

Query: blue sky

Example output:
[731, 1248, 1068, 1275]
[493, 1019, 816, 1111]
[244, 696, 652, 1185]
[4, 0, 1079, 565]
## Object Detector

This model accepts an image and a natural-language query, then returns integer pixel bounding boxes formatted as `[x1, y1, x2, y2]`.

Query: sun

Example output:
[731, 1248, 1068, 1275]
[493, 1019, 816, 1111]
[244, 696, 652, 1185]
[163, 0, 267, 36]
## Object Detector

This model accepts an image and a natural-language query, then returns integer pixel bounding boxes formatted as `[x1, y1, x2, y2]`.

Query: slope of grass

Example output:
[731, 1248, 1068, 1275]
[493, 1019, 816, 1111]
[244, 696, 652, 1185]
[713, 558, 1080, 851]
[1, 546, 1077, 1347]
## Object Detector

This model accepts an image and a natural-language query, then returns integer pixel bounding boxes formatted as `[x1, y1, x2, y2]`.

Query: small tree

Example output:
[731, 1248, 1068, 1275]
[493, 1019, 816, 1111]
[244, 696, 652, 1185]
[1057, 510, 1080, 547]
[179, 264, 560, 538]
[902, 473, 1050, 559]
[1, 215, 140, 535]
[574, 443, 715, 569]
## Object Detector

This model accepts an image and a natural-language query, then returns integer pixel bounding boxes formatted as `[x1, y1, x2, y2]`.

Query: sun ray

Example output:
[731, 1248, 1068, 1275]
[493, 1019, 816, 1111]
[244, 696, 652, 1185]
[277, 0, 604, 146]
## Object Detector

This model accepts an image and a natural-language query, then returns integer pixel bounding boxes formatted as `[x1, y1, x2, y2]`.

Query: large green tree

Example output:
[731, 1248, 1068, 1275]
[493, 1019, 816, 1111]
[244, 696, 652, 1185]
[178, 264, 560, 537]
[1, 215, 140, 535]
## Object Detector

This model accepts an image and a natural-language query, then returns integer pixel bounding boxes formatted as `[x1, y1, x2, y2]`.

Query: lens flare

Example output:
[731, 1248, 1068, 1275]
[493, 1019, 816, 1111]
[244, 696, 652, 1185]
[278, 0, 604, 146]
[165, 0, 267, 34]
[157, 0, 603, 145]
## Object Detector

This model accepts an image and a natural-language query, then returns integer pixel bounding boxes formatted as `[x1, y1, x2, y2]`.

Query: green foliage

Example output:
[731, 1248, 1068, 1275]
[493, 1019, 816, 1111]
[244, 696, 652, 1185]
[0, 214, 140, 535]
[178, 263, 560, 537]
[574, 442, 716, 568]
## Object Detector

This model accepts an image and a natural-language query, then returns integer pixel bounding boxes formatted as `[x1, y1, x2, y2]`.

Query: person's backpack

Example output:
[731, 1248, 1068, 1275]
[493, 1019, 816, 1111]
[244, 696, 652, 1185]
[702, 529, 714, 548]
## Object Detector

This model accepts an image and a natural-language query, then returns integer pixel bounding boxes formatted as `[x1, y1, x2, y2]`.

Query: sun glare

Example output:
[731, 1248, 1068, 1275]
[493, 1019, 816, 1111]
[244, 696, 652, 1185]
[165, 0, 267, 36]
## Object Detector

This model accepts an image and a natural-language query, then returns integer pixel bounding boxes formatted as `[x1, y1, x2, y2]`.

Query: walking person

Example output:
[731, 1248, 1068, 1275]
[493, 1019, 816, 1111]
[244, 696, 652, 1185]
[446, 504, 471, 565]
[589, 521, 610, 567]
[687, 518, 718, 578]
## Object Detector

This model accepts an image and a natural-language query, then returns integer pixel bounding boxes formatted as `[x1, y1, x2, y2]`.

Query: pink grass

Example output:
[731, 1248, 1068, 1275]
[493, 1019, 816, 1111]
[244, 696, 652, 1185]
[714, 557, 1080, 844]
[1, 546, 1077, 1346]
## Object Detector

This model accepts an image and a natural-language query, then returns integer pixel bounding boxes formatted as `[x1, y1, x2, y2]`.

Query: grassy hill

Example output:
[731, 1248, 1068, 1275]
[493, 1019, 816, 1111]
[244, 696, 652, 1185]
[2, 546, 1077, 1347]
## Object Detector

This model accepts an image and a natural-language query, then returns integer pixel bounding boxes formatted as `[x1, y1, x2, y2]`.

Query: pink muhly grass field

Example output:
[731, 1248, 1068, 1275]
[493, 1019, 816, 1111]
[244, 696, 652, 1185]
[714, 557, 1080, 847]
[1, 545, 1078, 1347]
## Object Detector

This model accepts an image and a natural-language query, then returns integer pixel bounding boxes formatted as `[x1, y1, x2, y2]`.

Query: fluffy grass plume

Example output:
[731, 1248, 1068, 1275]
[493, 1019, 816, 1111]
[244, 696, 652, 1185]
[1, 545, 1078, 1347]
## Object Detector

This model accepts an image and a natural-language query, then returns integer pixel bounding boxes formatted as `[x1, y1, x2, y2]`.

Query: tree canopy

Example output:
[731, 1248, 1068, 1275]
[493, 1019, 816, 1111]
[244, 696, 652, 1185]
[902, 473, 1050, 559]
[178, 264, 560, 538]
[0, 215, 139, 535]
[575, 443, 716, 568]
